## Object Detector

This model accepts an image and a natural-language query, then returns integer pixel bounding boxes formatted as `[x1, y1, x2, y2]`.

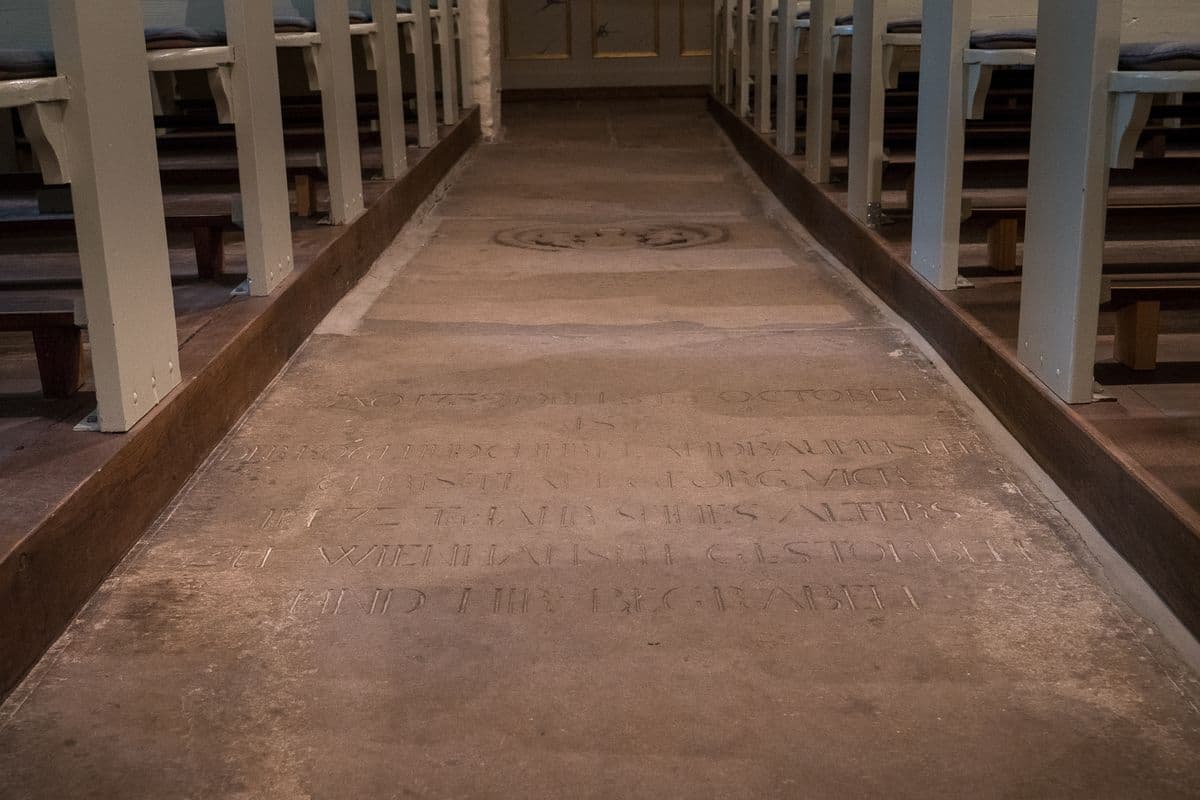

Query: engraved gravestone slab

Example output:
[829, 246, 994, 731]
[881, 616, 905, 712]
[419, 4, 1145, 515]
[1, 101, 1198, 799]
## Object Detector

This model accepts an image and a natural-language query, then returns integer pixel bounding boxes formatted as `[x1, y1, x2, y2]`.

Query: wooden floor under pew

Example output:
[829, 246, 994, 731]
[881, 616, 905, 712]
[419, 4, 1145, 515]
[0, 107, 479, 700]
[711, 95, 1200, 640]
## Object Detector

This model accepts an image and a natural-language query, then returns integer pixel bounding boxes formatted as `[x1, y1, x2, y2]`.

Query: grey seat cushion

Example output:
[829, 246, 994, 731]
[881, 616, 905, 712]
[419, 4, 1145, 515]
[969, 29, 1037, 49]
[1119, 41, 1200, 71]
[0, 49, 54, 80]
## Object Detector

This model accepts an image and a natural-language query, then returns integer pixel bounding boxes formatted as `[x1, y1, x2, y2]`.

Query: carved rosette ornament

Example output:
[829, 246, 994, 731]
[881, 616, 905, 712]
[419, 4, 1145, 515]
[495, 222, 728, 251]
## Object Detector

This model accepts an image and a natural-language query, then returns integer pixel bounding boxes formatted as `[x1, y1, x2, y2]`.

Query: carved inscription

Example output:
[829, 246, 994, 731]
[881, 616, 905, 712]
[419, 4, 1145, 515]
[190, 538, 1037, 572]
[217, 437, 983, 466]
[286, 583, 925, 618]
[257, 499, 966, 531]
[316, 387, 922, 411]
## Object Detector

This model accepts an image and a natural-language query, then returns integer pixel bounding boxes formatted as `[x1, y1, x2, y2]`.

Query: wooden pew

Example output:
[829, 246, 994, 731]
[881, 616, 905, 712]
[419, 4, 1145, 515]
[144, 0, 295, 297]
[273, 0, 365, 224]
[0, 213, 235, 281]
[1020, 4, 1200, 402]
[397, 0, 440, 147]
[0, 0, 181, 429]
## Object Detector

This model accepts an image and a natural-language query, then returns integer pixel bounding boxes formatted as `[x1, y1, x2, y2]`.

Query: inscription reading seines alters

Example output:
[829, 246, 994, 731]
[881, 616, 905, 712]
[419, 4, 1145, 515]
[256, 499, 965, 532]
[285, 583, 925, 619]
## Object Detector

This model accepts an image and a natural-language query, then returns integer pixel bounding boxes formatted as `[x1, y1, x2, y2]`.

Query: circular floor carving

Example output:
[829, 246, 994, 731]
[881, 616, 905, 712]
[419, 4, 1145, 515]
[495, 222, 729, 252]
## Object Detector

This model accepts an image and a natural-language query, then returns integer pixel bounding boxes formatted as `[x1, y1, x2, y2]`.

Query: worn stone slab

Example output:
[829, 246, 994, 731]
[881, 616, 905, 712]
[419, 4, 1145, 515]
[1, 100, 1198, 799]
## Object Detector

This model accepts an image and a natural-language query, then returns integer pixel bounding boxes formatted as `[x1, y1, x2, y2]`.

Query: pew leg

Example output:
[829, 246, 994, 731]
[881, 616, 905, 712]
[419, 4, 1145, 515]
[313, 0, 365, 225]
[53, 0, 181, 430]
[1142, 132, 1167, 159]
[31, 326, 83, 399]
[224, 0, 295, 297]
[295, 173, 319, 218]
[1115, 301, 1160, 371]
[193, 226, 226, 281]
[987, 218, 1019, 272]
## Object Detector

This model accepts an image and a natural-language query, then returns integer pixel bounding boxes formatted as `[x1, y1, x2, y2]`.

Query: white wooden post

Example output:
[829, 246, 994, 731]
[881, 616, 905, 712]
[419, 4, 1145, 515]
[409, 2, 439, 146]
[754, 0, 772, 132]
[774, 0, 797, 153]
[435, 4, 459, 124]
[51, 0, 181, 431]
[224, 0, 295, 296]
[370, 0, 408, 178]
[313, 0, 365, 223]
[910, 0, 971, 290]
[735, 0, 750, 117]
[847, 0, 886, 224]
[457, 0, 474, 107]
[805, 0, 834, 182]
[1018, 0, 1121, 403]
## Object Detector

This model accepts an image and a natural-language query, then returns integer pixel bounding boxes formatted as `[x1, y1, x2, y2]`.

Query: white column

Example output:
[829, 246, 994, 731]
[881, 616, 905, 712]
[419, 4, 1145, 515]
[51, 0, 180, 431]
[1018, 0, 1121, 403]
[314, 0, 365, 223]
[805, 0, 835, 182]
[910, 0, 971, 290]
[774, 0, 797, 154]
[470, 0, 501, 140]
[372, 0, 408, 179]
[224, 0, 295, 297]
[846, 0, 886, 224]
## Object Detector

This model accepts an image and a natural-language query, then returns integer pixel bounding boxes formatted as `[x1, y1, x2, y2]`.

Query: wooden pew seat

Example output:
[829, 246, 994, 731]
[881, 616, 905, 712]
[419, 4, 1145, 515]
[0, 214, 234, 282]
[0, 297, 81, 398]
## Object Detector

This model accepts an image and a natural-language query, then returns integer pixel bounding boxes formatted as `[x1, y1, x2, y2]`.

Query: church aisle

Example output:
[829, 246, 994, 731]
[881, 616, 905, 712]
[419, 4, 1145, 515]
[2, 99, 1198, 798]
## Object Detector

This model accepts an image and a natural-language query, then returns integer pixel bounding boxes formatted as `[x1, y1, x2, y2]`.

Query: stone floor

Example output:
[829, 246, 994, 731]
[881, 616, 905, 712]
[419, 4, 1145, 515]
[2, 99, 1199, 798]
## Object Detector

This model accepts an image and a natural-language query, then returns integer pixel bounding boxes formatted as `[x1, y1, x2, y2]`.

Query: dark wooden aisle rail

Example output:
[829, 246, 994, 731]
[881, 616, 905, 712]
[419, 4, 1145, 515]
[709, 96, 1200, 639]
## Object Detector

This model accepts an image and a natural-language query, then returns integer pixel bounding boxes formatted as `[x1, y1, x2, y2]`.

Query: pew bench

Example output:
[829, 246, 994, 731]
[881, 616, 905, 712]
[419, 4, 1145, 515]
[1101, 274, 1200, 371]
[0, 214, 236, 282]
[0, 297, 82, 398]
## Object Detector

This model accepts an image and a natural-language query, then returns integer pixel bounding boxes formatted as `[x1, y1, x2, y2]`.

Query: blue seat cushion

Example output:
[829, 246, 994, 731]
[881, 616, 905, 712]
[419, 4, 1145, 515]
[969, 29, 1037, 49]
[1119, 41, 1200, 71]
[396, 0, 438, 11]
[144, 26, 226, 50]
[0, 49, 54, 80]
[349, 10, 371, 22]
[773, 11, 919, 33]
[274, 16, 317, 33]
